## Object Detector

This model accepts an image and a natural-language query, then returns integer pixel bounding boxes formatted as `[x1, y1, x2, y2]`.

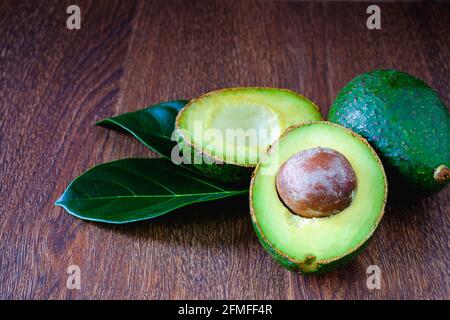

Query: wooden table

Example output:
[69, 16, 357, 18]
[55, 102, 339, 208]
[1, 0, 448, 300]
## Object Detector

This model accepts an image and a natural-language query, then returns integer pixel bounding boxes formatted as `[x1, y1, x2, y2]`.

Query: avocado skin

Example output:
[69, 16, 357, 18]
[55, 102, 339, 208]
[328, 70, 450, 193]
[177, 138, 253, 185]
[250, 215, 371, 274]
[189, 161, 252, 185]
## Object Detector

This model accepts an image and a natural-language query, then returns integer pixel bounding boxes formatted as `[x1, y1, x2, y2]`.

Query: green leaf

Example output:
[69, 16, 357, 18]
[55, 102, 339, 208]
[96, 100, 188, 158]
[55, 158, 247, 224]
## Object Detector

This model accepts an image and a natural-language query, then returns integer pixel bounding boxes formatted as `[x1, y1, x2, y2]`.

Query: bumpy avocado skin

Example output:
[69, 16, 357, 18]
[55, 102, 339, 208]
[329, 70, 450, 193]
[189, 161, 252, 185]
[176, 138, 253, 185]
[250, 216, 371, 274]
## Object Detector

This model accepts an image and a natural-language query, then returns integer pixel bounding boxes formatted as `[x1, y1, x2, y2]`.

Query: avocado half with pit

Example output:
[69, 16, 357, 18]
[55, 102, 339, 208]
[329, 69, 450, 193]
[250, 122, 387, 274]
[175, 88, 322, 183]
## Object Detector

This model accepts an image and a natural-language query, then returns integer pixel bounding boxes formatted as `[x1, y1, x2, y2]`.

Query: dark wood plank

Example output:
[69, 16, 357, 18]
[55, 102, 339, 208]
[0, 0, 448, 299]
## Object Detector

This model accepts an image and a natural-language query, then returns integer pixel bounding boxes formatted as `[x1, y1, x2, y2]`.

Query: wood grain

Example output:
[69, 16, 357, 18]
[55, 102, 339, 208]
[0, 0, 448, 300]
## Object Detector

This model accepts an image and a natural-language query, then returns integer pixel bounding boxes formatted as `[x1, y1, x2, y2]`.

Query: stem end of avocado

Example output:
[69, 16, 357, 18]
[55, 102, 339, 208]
[434, 165, 450, 183]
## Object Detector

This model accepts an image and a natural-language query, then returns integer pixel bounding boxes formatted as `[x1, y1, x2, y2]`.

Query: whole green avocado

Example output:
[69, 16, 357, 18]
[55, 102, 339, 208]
[328, 70, 450, 193]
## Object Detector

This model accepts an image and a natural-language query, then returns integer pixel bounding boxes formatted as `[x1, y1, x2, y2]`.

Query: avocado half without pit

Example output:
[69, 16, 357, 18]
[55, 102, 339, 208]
[250, 122, 387, 274]
[175, 88, 322, 183]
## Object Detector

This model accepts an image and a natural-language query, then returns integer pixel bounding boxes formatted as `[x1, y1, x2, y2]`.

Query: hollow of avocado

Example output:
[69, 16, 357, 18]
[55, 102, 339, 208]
[250, 122, 387, 274]
[175, 88, 323, 184]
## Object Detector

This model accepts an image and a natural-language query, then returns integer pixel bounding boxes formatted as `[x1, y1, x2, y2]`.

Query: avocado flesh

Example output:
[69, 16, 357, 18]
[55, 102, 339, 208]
[328, 69, 450, 193]
[176, 88, 322, 183]
[251, 122, 387, 273]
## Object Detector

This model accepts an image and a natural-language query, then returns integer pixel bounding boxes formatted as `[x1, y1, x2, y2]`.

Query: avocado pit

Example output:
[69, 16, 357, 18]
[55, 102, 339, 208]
[275, 147, 357, 218]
